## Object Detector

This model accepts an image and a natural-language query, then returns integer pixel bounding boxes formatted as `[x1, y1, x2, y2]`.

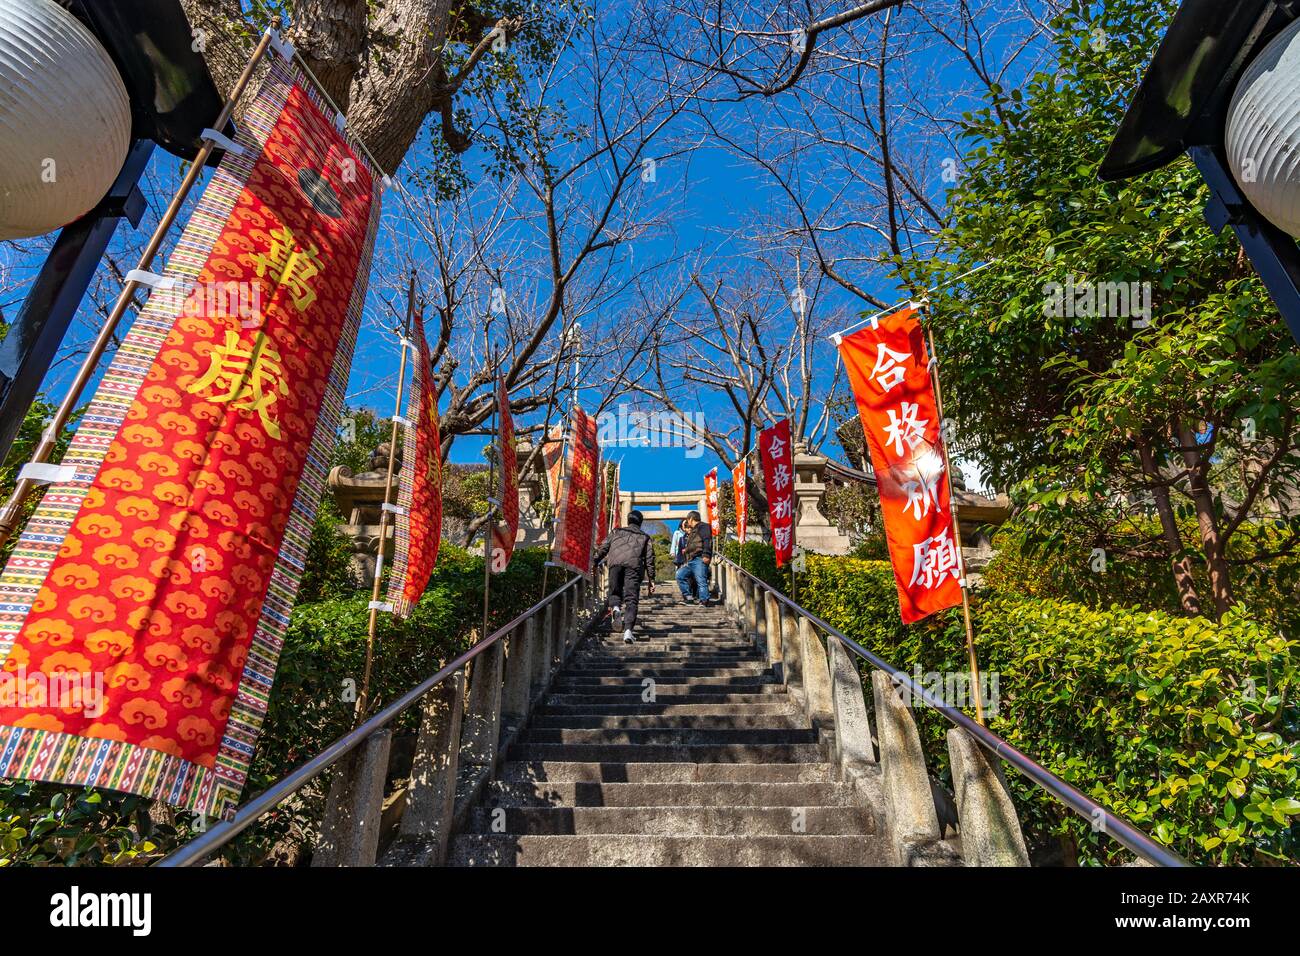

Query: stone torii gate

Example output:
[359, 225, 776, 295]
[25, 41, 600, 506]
[616, 445, 854, 555]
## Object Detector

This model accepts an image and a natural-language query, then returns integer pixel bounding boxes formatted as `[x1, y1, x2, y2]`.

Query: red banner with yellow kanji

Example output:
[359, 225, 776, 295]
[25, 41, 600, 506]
[387, 309, 443, 614]
[0, 54, 382, 817]
[551, 407, 599, 576]
[490, 377, 518, 573]
[733, 460, 748, 545]
[837, 307, 962, 624]
[595, 462, 609, 548]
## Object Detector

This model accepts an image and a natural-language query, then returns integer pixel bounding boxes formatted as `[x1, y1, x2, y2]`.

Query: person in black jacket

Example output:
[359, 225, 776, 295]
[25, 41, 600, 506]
[593, 509, 656, 643]
[674, 510, 713, 604]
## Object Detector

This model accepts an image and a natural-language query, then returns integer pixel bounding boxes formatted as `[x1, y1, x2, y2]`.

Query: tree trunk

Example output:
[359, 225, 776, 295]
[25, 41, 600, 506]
[1174, 421, 1234, 619]
[1137, 439, 1202, 616]
[181, 0, 474, 173]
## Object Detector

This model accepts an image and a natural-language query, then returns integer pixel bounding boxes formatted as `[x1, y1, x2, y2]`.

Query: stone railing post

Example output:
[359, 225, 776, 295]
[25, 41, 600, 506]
[828, 638, 876, 782]
[799, 617, 834, 733]
[499, 622, 532, 737]
[750, 579, 765, 651]
[460, 639, 504, 774]
[947, 728, 1030, 866]
[530, 604, 553, 705]
[763, 590, 783, 679]
[779, 605, 804, 708]
[383, 668, 466, 866]
[313, 728, 393, 867]
[870, 670, 957, 866]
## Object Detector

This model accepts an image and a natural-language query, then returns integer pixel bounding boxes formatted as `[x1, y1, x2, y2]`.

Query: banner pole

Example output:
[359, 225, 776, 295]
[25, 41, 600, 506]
[482, 347, 500, 643]
[0, 30, 277, 548]
[357, 274, 415, 719]
[923, 314, 986, 726]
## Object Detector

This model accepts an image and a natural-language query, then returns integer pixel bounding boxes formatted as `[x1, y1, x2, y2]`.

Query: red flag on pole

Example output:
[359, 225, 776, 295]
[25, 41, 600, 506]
[388, 309, 444, 615]
[595, 461, 609, 547]
[733, 460, 748, 545]
[552, 407, 599, 575]
[609, 462, 621, 530]
[759, 420, 796, 567]
[490, 376, 518, 573]
[704, 467, 721, 536]
[0, 55, 383, 816]
[542, 425, 564, 504]
[836, 307, 962, 624]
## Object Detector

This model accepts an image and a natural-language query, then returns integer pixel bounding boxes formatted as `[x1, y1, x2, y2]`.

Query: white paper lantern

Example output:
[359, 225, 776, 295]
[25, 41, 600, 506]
[0, 0, 132, 241]
[1226, 18, 1300, 238]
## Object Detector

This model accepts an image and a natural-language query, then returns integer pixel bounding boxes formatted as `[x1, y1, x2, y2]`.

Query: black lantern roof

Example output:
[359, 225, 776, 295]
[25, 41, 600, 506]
[56, 0, 227, 162]
[1100, 0, 1300, 181]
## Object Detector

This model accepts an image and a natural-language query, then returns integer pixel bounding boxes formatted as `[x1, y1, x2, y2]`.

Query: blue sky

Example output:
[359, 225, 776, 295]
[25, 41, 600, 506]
[3, 3, 1043, 498]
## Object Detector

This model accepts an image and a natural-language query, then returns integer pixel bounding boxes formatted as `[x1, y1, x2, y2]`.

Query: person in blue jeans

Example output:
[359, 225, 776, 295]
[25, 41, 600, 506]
[674, 510, 713, 604]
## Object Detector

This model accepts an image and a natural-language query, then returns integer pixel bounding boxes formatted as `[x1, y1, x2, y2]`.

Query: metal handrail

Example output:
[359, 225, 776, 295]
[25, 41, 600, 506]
[157, 574, 583, 867]
[721, 557, 1188, 868]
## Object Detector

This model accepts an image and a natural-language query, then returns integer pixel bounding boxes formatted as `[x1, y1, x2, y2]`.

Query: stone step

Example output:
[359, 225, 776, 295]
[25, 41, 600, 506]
[563, 666, 772, 678]
[466, 805, 876, 836]
[529, 714, 805, 730]
[498, 760, 835, 784]
[574, 655, 765, 667]
[506, 742, 827, 763]
[481, 779, 856, 808]
[552, 675, 777, 687]
[535, 701, 798, 716]
[545, 682, 787, 696]
[519, 728, 819, 745]
[449, 834, 888, 866]
[543, 692, 788, 707]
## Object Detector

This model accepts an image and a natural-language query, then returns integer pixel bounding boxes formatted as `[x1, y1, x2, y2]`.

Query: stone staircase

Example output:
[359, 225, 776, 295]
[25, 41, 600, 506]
[449, 590, 887, 866]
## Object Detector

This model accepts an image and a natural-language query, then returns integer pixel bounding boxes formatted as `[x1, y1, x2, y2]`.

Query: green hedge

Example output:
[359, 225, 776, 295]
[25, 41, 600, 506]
[983, 523, 1300, 641]
[734, 544, 1299, 865]
[0, 546, 556, 866]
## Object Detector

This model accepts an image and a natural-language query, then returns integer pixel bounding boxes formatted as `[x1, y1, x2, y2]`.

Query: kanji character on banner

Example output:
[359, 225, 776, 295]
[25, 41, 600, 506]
[837, 306, 963, 623]
[759, 419, 796, 567]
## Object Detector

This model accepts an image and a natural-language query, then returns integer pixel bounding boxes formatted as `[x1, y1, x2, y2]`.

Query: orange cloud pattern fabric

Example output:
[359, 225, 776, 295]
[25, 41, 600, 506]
[0, 57, 382, 817]
[385, 309, 442, 618]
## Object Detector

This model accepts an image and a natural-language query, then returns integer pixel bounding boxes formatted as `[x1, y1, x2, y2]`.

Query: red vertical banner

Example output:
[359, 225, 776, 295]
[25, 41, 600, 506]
[490, 377, 518, 573]
[732, 460, 748, 545]
[0, 56, 382, 816]
[552, 408, 599, 575]
[837, 307, 962, 623]
[542, 425, 564, 504]
[609, 463, 621, 530]
[703, 467, 720, 536]
[387, 310, 443, 615]
[595, 462, 609, 548]
[759, 420, 796, 567]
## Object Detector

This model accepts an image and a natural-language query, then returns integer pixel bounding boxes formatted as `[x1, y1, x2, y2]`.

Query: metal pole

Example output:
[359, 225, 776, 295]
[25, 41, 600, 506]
[0, 29, 277, 548]
[357, 275, 415, 719]
[924, 317, 985, 726]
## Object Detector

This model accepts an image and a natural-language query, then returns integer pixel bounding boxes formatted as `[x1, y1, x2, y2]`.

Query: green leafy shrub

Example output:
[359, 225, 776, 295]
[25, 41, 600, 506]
[984, 523, 1300, 640]
[735, 544, 1299, 865]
